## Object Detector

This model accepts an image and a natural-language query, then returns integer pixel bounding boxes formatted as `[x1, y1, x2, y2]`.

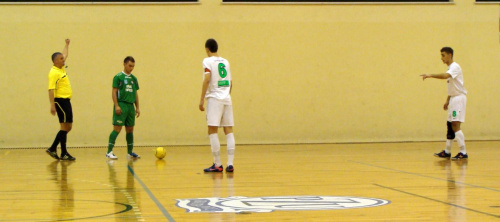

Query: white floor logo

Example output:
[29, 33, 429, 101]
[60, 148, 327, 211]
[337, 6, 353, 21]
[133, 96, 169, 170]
[176, 196, 390, 213]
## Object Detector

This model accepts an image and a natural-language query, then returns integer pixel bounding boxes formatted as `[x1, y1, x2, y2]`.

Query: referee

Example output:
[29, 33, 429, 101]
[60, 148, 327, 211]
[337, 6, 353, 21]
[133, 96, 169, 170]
[46, 39, 76, 161]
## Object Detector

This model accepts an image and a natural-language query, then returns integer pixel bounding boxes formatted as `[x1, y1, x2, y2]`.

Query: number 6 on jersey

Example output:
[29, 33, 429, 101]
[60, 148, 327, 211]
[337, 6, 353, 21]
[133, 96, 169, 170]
[218, 63, 227, 78]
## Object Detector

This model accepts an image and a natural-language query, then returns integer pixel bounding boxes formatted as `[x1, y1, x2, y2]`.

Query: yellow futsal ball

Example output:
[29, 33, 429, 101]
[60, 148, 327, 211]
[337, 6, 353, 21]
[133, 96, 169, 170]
[155, 147, 166, 159]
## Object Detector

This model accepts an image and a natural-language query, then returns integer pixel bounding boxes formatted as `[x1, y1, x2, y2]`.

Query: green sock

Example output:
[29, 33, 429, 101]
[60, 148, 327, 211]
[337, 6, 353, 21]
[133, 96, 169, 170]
[108, 130, 119, 153]
[126, 133, 134, 154]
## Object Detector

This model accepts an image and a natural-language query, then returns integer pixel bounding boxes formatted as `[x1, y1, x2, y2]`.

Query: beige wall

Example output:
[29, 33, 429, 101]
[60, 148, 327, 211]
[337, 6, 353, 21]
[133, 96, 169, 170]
[0, 0, 498, 148]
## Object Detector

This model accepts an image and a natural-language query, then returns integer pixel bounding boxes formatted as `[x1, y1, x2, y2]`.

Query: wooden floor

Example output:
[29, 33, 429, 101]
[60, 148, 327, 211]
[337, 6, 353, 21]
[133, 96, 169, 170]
[0, 141, 499, 221]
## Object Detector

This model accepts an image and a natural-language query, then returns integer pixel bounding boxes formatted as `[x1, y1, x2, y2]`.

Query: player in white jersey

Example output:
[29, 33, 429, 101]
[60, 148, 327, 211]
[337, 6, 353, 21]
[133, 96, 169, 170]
[199, 38, 236, 172]
[421, 47, 468, 160]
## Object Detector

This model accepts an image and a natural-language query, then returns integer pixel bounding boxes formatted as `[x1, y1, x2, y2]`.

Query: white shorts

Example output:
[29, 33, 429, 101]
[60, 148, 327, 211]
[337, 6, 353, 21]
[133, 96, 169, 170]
[448, 94, 466, 123]
[206, 98, 234, 127]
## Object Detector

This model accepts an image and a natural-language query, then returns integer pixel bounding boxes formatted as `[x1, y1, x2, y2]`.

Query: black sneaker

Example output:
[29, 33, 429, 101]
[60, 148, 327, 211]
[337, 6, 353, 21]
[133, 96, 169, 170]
[60, 153, 76, 161]
[204, 164, 223, 172]
[226, 165, 234, 172]
[46, 149, 59, 160]
[451, 152, 468, 160]
[434, 150, 451, 158]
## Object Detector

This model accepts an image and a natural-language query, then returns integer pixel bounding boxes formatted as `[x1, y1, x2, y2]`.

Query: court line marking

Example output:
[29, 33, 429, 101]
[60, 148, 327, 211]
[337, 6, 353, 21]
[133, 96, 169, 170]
[350, 160, 500, 193]
[127, 164, 176, 222]
[373, 183, 500, 219]
[0, 199, 132, 221]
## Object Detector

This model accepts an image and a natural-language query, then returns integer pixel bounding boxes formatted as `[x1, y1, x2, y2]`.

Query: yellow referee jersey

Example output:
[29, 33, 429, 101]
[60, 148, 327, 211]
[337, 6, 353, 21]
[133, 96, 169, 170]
[48, 66, 72, 99]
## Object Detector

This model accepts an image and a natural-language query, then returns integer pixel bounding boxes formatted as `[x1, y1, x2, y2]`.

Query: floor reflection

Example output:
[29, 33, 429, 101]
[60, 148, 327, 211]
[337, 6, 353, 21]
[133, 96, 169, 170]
[436, 159, 468, 222]
[107, 159, 143, 221]
[205, 172, 235, 222]
[156, 159, 166, 171]
[47, 160, 74, 220]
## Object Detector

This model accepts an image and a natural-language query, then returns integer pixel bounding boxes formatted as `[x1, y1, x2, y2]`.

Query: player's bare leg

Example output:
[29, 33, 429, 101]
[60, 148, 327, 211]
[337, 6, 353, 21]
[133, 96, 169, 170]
[208, 126, 218, 135]
[61, 123, 72, 132]
[113, 125, 123, 133]
[125, 126, 134, 133]
[451, 121, 461, 132]
[223, 127, 233, 135]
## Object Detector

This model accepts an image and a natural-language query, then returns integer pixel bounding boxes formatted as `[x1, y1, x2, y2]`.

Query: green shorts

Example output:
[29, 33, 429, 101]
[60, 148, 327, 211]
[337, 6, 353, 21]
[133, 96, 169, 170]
[113, 102, 135, 126]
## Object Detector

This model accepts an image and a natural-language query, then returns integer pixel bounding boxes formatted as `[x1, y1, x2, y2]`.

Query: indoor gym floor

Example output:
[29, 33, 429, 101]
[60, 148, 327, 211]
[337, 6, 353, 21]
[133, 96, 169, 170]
[0, 141, 499, 221]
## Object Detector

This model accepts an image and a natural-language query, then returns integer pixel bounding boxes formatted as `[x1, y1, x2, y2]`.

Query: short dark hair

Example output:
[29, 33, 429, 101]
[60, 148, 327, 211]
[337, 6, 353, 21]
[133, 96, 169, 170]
[440, 47, 454, 58]
[51, 52, 62, 62]
[205, 38, 218, 53]
[124, 56, 135, 63]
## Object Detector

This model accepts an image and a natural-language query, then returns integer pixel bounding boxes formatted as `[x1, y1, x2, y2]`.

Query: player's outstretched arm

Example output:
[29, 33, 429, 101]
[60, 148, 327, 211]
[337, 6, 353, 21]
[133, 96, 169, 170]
[420, 73, 451, 80]
[62, 39, 70, 60]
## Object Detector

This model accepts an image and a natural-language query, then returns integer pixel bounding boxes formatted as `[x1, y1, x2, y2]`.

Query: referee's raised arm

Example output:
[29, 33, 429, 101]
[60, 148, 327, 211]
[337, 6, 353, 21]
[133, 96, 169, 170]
[62, 39, 70, 60]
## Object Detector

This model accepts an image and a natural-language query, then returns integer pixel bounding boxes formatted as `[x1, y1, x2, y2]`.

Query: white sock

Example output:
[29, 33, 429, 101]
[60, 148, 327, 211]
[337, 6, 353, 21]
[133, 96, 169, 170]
[455, 130, 466, 154]
[226, 133, 235, 166]
[445, 140, 453, 154]
[209, 134, 221, 166]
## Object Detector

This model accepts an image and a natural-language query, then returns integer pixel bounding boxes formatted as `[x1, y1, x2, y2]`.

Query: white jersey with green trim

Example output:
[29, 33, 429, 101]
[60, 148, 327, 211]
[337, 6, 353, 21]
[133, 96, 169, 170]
[203, 56, 232, 104]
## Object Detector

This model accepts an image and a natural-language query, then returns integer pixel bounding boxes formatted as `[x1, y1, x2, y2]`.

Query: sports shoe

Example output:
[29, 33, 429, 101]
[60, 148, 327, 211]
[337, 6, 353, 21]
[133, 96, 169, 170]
[434, 150, 451, 158]
[226, 165, 234, 172]
[60, 153, 76, 161]
[127, 152, 141, 159]
[106, 151, 118, 160]
[451, 152, 468, 160]
[46, 149, 59, 160]
[204, 164, 223, 172]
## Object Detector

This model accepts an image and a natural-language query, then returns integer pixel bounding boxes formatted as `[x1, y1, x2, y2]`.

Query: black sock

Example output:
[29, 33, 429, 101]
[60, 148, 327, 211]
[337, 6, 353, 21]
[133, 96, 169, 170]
[49, 131, 63, 151]
[59, 130, 68, 155]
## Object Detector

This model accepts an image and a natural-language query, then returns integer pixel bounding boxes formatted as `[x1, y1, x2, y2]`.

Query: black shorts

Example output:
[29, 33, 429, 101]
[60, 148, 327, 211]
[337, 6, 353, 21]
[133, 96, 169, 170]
[54, 98, 73, 123]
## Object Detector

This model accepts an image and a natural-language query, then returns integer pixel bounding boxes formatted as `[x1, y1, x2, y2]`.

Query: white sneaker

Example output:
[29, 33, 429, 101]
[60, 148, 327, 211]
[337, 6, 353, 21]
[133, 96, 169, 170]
[106, 152, 118, 160]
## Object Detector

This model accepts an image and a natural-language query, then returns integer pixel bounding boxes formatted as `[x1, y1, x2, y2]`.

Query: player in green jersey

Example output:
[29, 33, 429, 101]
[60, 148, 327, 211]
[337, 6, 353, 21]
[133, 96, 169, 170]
[106, 56, 141, 160]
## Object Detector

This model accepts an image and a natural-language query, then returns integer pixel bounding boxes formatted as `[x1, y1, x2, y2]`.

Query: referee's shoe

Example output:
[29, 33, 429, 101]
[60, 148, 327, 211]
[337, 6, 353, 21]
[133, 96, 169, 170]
[46, 149, 59, 160]
[60, 153, 76, 161]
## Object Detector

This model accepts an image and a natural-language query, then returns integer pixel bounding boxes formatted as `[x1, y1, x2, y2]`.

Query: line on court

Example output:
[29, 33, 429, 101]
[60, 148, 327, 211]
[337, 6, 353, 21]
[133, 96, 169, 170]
[373, 183, 500, 219]
[127, 165, 176, 222]
[350, 160, 500, 193]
